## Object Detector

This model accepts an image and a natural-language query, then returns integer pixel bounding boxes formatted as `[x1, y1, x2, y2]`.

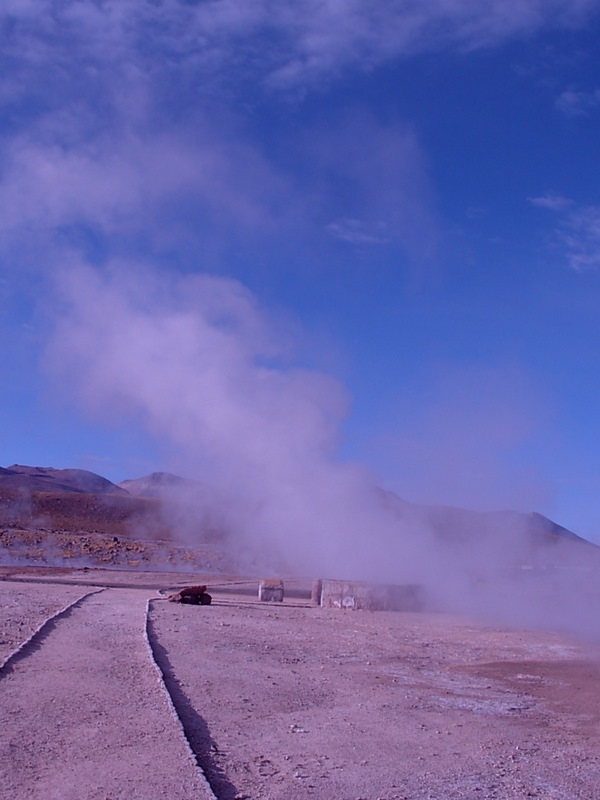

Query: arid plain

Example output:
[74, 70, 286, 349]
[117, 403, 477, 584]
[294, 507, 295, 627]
[2, 565, 600, 800]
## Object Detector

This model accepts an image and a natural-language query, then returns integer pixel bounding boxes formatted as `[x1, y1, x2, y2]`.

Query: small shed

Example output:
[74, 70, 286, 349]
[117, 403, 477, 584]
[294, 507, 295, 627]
[318, 579, 424, 611]
[258, 578, 284, 602]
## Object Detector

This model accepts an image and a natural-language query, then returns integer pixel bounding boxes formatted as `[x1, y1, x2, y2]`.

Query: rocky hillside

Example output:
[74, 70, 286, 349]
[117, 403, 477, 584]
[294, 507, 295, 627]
[0, 465, 127, 495]
[0, 464, 595, 572]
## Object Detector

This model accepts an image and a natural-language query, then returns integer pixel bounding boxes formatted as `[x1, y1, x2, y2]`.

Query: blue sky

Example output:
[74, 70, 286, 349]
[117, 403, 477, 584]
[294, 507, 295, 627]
[2, 1, 600, 542]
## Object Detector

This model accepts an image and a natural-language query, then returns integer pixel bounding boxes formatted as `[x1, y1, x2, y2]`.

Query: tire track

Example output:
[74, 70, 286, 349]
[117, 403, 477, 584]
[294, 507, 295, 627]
[0, 587, 104, 676]
[1, 588, 216, 799]
[144, 598, 219, 800]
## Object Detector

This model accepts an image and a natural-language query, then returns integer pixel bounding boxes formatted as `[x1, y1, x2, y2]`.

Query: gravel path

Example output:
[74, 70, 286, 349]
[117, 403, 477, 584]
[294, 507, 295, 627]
[0, 588, 214, 800]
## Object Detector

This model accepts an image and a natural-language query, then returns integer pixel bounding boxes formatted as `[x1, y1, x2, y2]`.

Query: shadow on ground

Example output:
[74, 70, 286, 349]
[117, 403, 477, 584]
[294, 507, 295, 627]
[146, 608, 240, 800]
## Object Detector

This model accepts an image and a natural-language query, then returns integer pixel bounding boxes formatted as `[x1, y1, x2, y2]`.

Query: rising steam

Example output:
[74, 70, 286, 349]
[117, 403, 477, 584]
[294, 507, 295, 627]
[46, 263, 427, 578]
[45, 263, 600, 640]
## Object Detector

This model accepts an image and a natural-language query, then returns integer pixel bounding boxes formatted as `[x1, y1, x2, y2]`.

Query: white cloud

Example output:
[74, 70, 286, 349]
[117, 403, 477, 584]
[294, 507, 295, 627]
[2, 0, 599, 95]
[2, 0, 593, 263]
[560, 205, 600, 271]
[0, 114, 294, 253]
[47, 264, 346, 458]
[0, 95, 436, 270]
[326, 218, 390, 245]
[556, 87, 600, 116]
[530, 194, 600, 271]
[528, 193, 573, 211]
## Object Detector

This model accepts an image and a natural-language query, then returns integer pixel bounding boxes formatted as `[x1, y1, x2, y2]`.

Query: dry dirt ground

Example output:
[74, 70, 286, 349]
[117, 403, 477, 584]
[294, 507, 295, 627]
[2, 568, 600, 800]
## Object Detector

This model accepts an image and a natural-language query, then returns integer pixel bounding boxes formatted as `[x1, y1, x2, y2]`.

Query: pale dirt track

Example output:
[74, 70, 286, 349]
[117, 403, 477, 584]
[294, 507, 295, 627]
[2, 574, 600, 800]
[0, 584, 213, 800]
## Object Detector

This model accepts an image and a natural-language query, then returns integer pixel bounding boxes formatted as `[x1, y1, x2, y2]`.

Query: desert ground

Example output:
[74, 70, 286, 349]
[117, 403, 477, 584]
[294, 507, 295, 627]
[2, 566, 600, 800]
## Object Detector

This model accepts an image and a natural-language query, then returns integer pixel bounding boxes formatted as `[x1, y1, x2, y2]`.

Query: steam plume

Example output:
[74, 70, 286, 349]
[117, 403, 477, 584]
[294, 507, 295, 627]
[45, 263, 600, 641]
[46, 263, 430, 580]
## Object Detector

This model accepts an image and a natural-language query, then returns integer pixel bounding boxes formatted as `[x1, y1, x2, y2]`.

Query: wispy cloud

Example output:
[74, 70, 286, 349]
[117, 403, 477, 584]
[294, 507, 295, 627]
[326, 218, 390, 245]
[0, 121, 290, 247]
[560, 205, 600, 271]
[2, 0, 598, 97]
[2, 0, 596, 267]
[0, 88, 437, 271]
[529, 193, 573, 211]
[530, 194, 600, 271]
[556, 87, 600, 116]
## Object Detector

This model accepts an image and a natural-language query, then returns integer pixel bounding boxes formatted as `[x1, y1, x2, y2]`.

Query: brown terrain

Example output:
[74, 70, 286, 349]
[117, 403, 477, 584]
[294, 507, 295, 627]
[1, 465, 600, 799]
[0, 465, 230, 572]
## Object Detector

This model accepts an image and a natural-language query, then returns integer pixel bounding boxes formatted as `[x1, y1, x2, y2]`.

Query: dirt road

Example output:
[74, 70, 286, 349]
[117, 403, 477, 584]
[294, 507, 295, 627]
[0, 585, 213, 800]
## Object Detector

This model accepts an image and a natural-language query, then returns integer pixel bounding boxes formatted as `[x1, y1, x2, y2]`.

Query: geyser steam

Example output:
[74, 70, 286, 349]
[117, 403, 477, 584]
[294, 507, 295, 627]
[47, 263, 431, 581]
[45, 263, 600, 641]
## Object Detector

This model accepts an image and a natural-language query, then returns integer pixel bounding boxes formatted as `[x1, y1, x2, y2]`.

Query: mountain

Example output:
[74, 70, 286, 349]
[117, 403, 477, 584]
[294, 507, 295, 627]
[0, 464, 167, 542]
[1, 463, 594, 554]
[0, 465, 127, 495]
[118, 472, 189, 497]
[378, 488, 593, 550]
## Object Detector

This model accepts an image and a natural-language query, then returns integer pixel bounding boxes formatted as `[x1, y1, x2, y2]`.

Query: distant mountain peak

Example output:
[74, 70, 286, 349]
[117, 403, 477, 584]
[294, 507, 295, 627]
[118, 472, 188, 497]
[0, 464, 127, 495]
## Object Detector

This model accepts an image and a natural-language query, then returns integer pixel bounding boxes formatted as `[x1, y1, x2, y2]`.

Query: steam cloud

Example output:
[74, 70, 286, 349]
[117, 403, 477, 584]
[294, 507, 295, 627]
[46, 263, 433, 581]
[45, 263, 600, 641]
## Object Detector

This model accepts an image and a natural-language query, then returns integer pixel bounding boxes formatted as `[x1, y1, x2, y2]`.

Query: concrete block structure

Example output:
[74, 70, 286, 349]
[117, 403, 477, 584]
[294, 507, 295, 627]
[258, 578, 284, 602]
[318, 579, 424, 611]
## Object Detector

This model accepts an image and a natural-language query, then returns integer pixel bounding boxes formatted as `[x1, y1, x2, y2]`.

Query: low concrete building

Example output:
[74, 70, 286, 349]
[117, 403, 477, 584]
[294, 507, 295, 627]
[258, 578, 284, 602]
[318, 579, 424, 611]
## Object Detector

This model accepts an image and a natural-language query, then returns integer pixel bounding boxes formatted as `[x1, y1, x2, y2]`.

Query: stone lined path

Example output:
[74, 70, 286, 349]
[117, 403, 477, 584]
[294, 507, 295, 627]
[0, 588, 214, 800]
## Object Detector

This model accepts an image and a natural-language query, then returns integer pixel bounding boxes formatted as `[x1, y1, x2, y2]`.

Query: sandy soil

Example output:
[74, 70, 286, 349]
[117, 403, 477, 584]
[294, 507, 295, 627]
[0, 584, 214, 800]
[0, 580, 88, 664]
[2, 571, 600, 800]
[149, 598, 600, 800]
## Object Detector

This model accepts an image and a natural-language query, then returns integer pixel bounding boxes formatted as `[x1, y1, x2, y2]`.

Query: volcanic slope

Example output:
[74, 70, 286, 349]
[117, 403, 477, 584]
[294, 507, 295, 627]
[1, 464, 596, 576]
[0, 464, 230, 571]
